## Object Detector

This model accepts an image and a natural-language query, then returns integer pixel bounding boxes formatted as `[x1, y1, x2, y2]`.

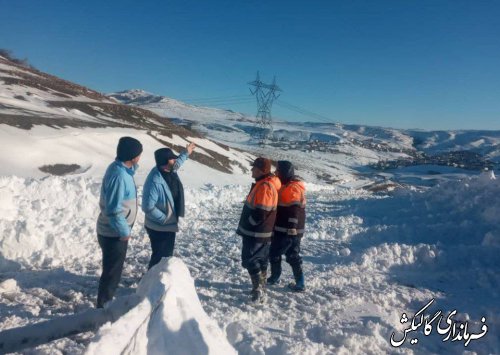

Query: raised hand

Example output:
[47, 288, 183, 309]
[186, 142, 196, 155]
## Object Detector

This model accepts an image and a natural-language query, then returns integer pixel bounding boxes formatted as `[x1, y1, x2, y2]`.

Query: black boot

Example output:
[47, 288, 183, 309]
[289, 263, 305, 292]
[249, 271, 264, 303]
[267, 262, 281, 285]
[260, 269, 267, 291]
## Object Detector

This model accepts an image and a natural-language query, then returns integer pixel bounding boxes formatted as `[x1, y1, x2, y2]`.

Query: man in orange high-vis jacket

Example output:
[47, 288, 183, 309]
[267, 160, 306, 292]
[237, 157, 281, 303]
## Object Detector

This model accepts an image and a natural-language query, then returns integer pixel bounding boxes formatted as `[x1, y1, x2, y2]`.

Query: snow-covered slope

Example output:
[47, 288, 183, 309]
[0, 125, 254, 187]
[109, 89, 251, 123]
[408, 129, 500, 161]
[0, 56, 256, 180]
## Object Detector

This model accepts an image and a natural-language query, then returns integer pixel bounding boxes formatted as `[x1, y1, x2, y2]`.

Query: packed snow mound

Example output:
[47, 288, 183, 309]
[344, 172, 500, 296]
[349, 170, 500, 248]
[0, 175, 101, 271]
[86, 257, 236, 355]
[0, 176, 250, 272]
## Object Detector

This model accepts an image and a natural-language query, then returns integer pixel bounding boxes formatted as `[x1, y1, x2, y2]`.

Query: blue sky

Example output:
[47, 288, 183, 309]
[1, 0, 499, 130]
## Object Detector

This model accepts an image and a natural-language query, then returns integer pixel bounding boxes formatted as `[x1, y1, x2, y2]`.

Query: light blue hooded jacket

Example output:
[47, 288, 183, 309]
[96, 160, 138, 238]
[142, 151, 188, 232]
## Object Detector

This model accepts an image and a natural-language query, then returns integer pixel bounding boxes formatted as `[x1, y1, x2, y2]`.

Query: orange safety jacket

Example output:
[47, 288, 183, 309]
[274, 179, 306, 237]
[237, 174, 281, 241]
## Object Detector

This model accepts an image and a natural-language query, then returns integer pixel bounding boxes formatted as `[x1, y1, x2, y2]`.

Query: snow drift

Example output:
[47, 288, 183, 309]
[86, 257, 236, 355]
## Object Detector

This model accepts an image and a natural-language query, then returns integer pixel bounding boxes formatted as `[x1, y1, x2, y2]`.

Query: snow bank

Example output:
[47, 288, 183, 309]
[86, 257, 236, 355]
[0, 175, 101, 271]
[0, 175, 248, 272]
[349, 171, 500, 248]
[337, 172, 500, 352]
[339, 173, 500, 297]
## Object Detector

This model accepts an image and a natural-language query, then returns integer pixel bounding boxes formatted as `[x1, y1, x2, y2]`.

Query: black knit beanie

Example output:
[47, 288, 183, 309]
[117, 137, 143, 162]
[277, 160, 295, 181]
[155, 148, 179, 167]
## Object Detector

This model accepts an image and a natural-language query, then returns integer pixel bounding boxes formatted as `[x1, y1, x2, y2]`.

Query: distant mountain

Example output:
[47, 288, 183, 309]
[108, 89, 252, 124]
[110, 90, 500, 163]
[109, 89, 500, 187]
[407, 129, 500, 160]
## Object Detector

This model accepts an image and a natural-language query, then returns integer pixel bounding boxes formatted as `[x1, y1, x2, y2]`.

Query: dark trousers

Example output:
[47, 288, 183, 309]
[97, 235, 128, 308]
[146, 227, 176, 270]
[241, 236, 270, 275]
[269, 236, 302, 267]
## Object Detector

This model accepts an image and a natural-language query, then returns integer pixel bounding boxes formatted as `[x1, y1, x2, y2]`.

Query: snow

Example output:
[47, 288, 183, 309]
[0, 61, 39, 77]
[0, 171, 498, 353]
[376, 164, 480, 186]
[0, 89, 103, 122]
[408, 129, 500, 160]
[0, 125, 252, 187]
[86, 257, 236, 355]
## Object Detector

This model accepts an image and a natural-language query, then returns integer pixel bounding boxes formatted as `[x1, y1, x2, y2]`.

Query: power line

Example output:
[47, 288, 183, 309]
[175, 90, 337, 126]
[184, 97, 254, 105]
[180, 94, 254, 107]
[178, 94, 250, 101]
[275, 99, 337, 124]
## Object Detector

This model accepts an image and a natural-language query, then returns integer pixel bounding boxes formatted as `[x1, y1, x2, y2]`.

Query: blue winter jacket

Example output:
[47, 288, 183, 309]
[96, 160, 138, 238]
[142, 151, 188, 232]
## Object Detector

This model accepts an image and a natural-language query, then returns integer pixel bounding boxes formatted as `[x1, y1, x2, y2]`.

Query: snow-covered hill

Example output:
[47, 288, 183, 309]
[0, 56, 256, 182]
[108, 89, 251, 124]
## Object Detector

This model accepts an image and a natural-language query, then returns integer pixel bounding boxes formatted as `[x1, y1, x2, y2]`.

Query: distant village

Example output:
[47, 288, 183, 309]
[268, 134, 498, 172]
[270, 135, 412, 154]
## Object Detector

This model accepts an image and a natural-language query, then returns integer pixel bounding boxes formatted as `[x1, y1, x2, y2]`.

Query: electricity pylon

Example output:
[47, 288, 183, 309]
[248, 72, 281, 145]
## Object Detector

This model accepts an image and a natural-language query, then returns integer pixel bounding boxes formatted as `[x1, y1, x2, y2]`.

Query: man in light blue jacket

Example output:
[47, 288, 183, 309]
[96, 136, 142, 308]
[142, 142, 195, 269]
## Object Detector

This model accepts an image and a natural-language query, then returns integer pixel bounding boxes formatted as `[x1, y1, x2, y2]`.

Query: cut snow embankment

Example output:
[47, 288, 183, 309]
[0, 175, 101, 271]
[335, 171, 500, 353]
[86, 257, 236, 355]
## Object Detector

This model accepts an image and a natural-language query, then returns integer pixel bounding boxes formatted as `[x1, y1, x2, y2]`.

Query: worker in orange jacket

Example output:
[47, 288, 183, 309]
[237, 157, 281, 302]
[267, 160, 306, 291]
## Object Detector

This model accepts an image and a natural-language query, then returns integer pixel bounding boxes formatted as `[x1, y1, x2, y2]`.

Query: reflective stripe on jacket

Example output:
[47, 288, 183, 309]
[96, 160, 138, 238]
[274, 179, 306, 237]
[237, 174, 281, 241]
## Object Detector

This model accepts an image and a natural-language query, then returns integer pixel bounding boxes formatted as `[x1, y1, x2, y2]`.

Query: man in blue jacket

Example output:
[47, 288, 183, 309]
[96, 136, 143, 308]
[142, 142, 195, 269]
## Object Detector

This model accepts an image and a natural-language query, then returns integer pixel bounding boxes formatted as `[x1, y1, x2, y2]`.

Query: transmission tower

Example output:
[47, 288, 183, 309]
[248, 71, 282, 145]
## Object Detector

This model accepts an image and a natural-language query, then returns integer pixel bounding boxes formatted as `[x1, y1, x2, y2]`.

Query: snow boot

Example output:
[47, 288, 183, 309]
[250, 272, 265, 303]
[267, 262, 281, 285]
[260, 269, 267, 291]
[289, 264, 305, 292]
